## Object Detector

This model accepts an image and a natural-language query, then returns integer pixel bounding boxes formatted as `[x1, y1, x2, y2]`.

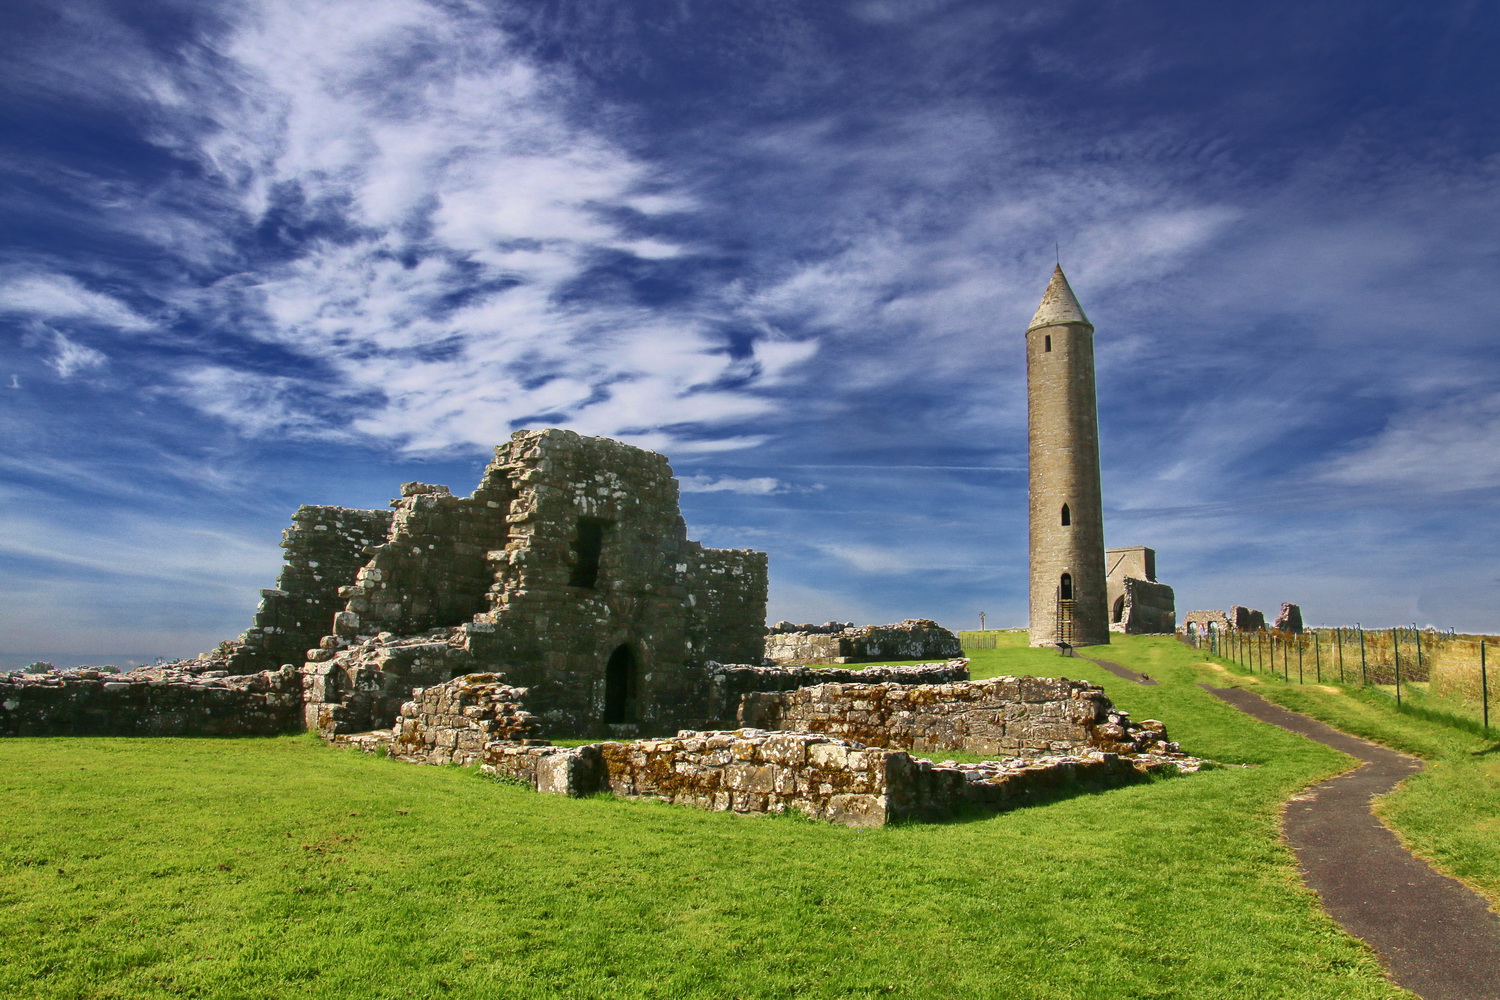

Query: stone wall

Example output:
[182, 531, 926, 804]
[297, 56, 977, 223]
[737, 676, 1182, 759]
[1275, 603, 1305, 633]
[351, 670, 1201, 827]
[708, 659, 969, 722]
[227, 505, 393, 675]
[1229, 606, 1266, 631]
[1109, 578, 1176, 634]
[185, 428, 771, 740]
[300, 628, 479, 737]
[0, 664, 301, 737]
[1182, 610, 1231, 633]
[470, 729, 1198, 828]
[763, 619, 962, 666]
[388, 673, 538, 766]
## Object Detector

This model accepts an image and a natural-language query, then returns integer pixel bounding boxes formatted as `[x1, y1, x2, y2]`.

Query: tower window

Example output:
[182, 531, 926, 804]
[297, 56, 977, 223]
[1060, 573, 1073, 600]
[1061, 504, 1071, 526]
[1044, 335, 1052, 352]
[569, 517, 610, 588]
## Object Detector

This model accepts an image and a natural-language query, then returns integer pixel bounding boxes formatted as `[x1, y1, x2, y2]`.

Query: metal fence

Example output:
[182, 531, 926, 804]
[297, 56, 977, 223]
[1182, 624, 1493, 733]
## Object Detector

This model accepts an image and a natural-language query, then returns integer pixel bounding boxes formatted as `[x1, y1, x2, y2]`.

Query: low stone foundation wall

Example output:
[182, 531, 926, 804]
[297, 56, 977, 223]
[0, 664, 302, 737]
[764, 620, 963, 666]
[469, 729, 1199, 827]
[737, 676, 1182, 759]
[709, 659, 968, 721]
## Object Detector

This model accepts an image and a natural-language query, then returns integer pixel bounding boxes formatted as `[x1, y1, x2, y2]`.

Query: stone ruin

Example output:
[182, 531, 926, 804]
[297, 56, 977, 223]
[1105, 547, 1176, 634]
[1180, 603, 1304, 635]
[1229, 606, 1267, 631]
[368, 670, 1200, 827]
[1, 427, 1204, 825]
[1181, 609, 1232, 634]
[763, 619, 962, 666]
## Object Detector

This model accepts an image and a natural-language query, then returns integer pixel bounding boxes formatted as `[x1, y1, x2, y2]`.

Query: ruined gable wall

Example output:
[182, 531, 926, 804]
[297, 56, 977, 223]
[227, 505, 392, 674]
[1110, 578, 1176, 635]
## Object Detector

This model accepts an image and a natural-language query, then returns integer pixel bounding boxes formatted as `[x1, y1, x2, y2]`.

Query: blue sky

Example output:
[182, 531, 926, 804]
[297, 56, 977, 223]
[3, 0, 1499, 667]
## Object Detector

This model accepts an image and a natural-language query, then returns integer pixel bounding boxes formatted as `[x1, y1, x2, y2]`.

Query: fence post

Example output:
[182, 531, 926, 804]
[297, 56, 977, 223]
[1337, 627, 1345, 684]
[1413, 624, 1423, 676]
[1283, 633, 1289, 681]
[1298, 635, 1304, 684]
[1359, 625, 1368, 686]
[1483, 641, 1489, 732]
[1393, 627, 1402, 707]
[1314, 630, 1321, 683]
[1392, 627, 1400, 696]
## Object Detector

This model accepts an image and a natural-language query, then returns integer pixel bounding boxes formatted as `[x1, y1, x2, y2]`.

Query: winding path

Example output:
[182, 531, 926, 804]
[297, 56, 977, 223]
[1084, 656, 1158, 686]
[1201, 684, 1500, 1000]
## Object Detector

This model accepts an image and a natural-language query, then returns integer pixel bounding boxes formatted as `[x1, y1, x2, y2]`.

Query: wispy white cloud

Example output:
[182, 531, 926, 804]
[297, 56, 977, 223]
[44, 330, 108, 378]
[679, 474, 786, 495]
[0, 269, 151, 331]
[86, 0, 790, 453]
[1321, 392, 1500, 494]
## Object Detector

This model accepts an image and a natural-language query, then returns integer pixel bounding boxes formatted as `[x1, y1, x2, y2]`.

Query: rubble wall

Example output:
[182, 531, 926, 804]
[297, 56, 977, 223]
[301, 629, 478, 737]
[763, 619, 963, 666]
[738, 676, 1181, 759]
[709, 659, 969, 722]
[0, 666, 302, 737]
[336, 482, 514, 639]
[227, 505, 393, 674]
[388, 673, 535, 766]
[475, 729, 1197, 828]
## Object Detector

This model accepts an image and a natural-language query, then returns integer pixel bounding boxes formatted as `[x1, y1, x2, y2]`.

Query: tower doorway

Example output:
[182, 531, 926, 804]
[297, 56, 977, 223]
[1056, 573, 1077, 646]
[603, 644, 639, 724]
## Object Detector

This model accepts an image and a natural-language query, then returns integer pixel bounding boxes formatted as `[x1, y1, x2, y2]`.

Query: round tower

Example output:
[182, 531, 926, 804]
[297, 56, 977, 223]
[1026, 266, 1109, 647]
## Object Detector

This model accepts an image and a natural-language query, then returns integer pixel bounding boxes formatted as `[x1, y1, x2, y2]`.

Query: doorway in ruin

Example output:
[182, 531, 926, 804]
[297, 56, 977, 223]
[1112, 595, 1126, 624]
[603, 644, 639, 724]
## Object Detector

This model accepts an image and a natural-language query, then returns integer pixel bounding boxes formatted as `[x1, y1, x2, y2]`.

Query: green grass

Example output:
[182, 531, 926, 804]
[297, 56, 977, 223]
[1190, 648, 1500, 908]
[0, 637, 1437, 999]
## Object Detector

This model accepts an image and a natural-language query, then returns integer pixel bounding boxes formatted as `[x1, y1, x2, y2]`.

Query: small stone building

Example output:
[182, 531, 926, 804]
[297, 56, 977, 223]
[1105, 547, 1176, 634]
[244, 429, 767, 737]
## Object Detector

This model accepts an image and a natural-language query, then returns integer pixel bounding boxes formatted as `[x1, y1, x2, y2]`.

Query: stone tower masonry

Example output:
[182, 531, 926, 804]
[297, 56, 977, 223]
[1026, 266, 1109, 647]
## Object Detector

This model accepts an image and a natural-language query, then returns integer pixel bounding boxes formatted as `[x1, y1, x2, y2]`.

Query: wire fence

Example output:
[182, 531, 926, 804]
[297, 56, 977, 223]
[957, 629, 1028, 650]
[1181, 624, 1494, 734]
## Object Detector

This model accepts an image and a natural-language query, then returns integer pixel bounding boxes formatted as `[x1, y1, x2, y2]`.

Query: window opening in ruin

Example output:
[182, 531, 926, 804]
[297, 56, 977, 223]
[603, 644, 639, 724]
[1112, 595, 1125, 623]
[569, 517, 610, 588]
[1044, 335, 1052, 352]
[1060, 573, 1073, 600]
[1061, 504, 1070, 526]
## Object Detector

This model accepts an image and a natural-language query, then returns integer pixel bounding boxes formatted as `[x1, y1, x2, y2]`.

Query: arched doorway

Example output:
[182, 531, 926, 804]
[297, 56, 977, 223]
[1060, 573, 1073, 600]
[603, 644, 639, 724]
[1112, 595, 1126, 623]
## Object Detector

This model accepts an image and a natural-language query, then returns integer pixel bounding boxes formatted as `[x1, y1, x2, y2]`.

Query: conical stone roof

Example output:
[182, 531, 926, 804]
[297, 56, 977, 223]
[1027, 266, 1092, 332]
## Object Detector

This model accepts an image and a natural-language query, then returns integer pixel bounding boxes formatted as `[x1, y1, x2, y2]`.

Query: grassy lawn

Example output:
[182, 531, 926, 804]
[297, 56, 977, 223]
[0, 636, 1432, 999]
